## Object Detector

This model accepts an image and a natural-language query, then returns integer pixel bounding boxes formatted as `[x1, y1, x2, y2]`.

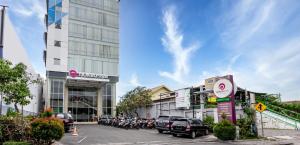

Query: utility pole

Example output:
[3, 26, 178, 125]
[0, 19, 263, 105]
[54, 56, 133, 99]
[260, 112, 264, 137]
[191, 87, 194, 118]
[0, 5, 7, 58]
[0, 5, 8, 115]
[159, 93, 162, 115]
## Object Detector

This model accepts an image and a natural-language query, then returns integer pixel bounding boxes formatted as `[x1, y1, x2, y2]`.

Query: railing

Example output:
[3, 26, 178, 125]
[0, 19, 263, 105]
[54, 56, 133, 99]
[266, 103, 300, 122]
[260, 110, 299, 130]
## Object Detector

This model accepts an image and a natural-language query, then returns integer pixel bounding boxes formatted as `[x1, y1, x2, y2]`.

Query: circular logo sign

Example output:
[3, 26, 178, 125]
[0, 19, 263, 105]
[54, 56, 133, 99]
[213, 79, 233, 98]
[69, 69, 78, 78]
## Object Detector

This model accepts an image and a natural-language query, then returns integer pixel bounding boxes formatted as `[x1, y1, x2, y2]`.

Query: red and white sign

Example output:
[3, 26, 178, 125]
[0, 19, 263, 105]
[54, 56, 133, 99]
[213, 79, 233, 98]
[69, 69, 78, 78]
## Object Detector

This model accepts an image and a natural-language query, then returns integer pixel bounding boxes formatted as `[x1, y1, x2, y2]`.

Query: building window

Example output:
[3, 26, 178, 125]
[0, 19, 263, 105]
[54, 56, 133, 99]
[55, 23, 62, 29]
[54, 58, 60, 65]
[102, 84, 112, 115]
[50, 79, 64, 113]
[54, 40, 61, 47]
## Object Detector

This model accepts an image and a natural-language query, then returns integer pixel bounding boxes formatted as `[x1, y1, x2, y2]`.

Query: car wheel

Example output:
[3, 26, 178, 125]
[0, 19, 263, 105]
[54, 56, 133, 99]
[158, 130, 163, 133]
[172, 133, 177, 137]
[190, 131, 196, 139]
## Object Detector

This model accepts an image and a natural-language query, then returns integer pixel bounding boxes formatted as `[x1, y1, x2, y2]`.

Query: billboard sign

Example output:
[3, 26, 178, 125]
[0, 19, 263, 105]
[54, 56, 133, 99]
[213, 79, 233, 98]
[214, 75, 237, 124]
[217, 101, 234, 122]
[175, 88, 190, 109]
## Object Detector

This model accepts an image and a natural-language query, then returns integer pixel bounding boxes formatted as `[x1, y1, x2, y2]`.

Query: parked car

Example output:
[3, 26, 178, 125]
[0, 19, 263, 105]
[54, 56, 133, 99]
[98, 115, 113, 125]
[156, 115, 183, 133]
[171, 118, 209, 138]
[55, 113, 74, 133]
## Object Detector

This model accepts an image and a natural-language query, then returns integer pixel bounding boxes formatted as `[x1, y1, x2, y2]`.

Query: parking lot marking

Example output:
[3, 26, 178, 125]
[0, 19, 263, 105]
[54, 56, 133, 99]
[77, 136, 87, 144]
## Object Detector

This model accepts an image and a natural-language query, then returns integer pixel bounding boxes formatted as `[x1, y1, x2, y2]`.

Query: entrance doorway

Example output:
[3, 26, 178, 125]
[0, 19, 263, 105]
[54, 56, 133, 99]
[68, 88, 98, 122]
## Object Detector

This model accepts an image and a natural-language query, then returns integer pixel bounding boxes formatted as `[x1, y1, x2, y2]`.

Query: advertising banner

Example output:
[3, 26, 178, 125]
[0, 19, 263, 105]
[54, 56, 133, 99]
[175, 88, 190, 109]
[214, 75, 237, 124]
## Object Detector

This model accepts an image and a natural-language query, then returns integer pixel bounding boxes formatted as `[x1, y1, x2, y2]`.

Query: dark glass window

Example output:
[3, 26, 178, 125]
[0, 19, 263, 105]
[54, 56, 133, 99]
[54, 40, 61, 47]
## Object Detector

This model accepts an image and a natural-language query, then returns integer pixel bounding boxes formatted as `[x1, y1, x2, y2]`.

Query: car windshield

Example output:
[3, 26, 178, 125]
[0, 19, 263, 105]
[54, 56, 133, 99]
[173, 120, 188, 126]
[158, 116, 169, 120]
[56, 114, 64, 119]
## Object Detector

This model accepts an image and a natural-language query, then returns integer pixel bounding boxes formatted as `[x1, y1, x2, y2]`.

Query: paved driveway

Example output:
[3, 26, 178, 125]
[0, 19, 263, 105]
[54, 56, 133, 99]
[58, 125, 300, 145]
[58, 125, 224, 145]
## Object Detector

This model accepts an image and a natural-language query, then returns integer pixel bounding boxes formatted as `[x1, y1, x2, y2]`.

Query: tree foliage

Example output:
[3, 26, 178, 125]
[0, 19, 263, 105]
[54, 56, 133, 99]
[0, 59, 39, 113]
[118, 87, 152, 117]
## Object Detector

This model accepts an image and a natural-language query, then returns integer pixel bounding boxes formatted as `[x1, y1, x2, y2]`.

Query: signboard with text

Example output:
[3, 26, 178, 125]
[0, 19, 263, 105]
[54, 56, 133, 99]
[175, 88, 190, 109]
[67, 69, 109, 82]
[214, 75, 237, 124]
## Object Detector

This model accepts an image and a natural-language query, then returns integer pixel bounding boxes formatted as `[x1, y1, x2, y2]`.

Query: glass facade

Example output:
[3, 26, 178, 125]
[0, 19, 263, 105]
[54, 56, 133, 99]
[102, 84, 112, 115]
[50, 79, 64, 113]
[47, 0, 118, 121]
[68, 0, 119, 77]
[68, 88, 98, 122]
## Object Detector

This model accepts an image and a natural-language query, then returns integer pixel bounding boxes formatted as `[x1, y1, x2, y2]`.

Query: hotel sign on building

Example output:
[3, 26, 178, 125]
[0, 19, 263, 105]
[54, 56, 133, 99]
[67, 69, 109, 82]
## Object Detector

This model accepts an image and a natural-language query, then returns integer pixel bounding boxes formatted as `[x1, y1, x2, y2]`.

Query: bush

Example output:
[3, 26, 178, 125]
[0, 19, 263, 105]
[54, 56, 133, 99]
[213, 119, 236, 140]
[6, 108, 19, 117]
[31, 117, 64, 145]
[203, 116, 215, 132]
[40, 108, 53, 118]
[3, 141, 31, 145]
[0, 116, 31, 144]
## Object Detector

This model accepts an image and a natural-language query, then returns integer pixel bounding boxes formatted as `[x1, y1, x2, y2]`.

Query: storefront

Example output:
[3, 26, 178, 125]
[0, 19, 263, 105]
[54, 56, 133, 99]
[46, 70, 117, 122]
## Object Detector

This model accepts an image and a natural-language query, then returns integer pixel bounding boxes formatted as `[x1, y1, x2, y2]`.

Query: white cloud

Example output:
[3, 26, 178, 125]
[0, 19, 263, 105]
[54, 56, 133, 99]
[129, 73, 141, 87]
[116, 73, 143, 103]
[215, 0, 300, 101]
[159, 5, 200, 83]
[8, 0, 45, 25]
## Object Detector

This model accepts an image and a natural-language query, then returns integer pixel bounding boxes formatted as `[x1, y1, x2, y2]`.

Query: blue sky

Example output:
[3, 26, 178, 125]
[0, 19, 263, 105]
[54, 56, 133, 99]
[2, 0, 300, 101]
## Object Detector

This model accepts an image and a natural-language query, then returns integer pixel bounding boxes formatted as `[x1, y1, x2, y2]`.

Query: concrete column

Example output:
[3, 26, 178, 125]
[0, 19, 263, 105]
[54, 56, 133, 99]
[200, 86, 205, 120]
[44, 79, 50, 109]
[112, 83, 116, 117]
[213, 108, 218, 123]
[63, 84, 68, 113]
[97, 87, 102, 117]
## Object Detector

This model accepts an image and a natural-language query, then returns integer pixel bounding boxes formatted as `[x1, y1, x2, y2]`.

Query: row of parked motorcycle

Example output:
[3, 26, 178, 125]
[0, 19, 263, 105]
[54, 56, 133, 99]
[98, 115, 156, 129]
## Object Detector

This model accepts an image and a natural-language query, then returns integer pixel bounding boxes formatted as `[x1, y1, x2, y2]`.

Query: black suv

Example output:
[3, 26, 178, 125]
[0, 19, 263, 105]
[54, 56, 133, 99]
[98, 115, 113, 125]
[171, 118, 209, 138]
[55, 113, 74, 133]
[156, 115, 183, 133]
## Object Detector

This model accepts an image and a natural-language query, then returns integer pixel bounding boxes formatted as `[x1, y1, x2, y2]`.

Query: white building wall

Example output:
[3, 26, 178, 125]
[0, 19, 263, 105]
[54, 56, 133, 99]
[1, 14, 43, 115]
[256, 110, 299, 130]
[46, 0, 69, 72]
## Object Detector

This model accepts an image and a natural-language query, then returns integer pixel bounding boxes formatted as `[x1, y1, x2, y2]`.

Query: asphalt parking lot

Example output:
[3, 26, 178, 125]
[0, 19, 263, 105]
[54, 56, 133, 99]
[58, 125, 300, 145]
[57, 125, 225, 145]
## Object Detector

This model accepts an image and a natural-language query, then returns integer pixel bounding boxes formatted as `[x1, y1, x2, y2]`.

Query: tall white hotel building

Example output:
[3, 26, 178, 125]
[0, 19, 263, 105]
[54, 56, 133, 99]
[44, 0, 119, 122]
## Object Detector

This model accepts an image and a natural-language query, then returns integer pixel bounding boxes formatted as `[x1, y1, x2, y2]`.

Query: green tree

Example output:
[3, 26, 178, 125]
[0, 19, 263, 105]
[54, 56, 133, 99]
[0, 59, 39, 113]
[118, 87, 152, 117]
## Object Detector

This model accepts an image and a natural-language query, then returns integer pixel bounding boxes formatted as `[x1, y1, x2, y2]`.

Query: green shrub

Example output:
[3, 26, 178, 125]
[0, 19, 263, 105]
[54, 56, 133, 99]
[203, 116, 215, 132]
[213, 119, 236, 140]
[6, 108, 19, 117]
[31, 117, 64, 145]
[3, 141, 31, 145]
[40, 108, 53, 118]
[0, 116, 31, 143]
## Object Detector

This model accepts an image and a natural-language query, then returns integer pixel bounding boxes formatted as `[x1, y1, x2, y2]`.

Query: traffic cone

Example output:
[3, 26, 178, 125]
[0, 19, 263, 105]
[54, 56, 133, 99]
[72, 126, 78, 136]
